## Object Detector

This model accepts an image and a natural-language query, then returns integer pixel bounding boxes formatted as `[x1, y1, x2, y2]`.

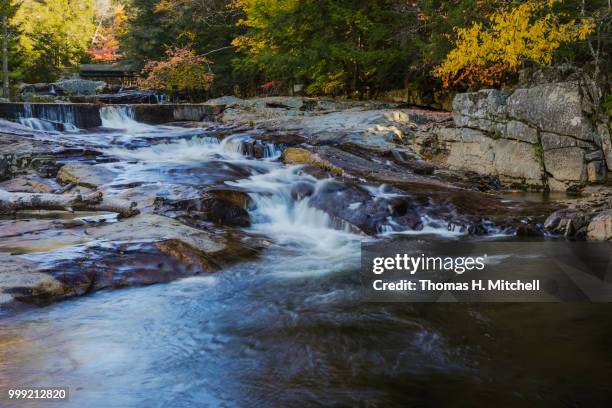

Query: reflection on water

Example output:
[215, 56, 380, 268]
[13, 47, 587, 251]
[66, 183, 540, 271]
[1, 111, 611, 407]
[2, 250, 612, 407]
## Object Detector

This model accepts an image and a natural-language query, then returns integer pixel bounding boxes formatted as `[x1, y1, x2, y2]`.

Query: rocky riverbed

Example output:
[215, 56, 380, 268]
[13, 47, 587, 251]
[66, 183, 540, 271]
[0, 91, 610, 312]
[1, 94, 612, 407]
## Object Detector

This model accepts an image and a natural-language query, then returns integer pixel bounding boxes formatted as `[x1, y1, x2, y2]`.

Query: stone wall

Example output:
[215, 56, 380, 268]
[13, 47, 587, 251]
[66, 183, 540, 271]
[132, 104, 225, 124]
[413, 81, 611, 192]
[0, 102, 102, 128]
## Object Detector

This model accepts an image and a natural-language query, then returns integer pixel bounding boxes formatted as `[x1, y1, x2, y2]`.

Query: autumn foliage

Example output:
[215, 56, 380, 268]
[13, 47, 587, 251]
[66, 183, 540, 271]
[138, 47, 214, 93]
[435, 0, 595, 88]
[88, 4, 128, 63]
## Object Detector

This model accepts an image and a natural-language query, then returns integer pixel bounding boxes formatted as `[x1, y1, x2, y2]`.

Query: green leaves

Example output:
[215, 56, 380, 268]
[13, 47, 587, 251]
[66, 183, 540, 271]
[14, 0, 97, 82]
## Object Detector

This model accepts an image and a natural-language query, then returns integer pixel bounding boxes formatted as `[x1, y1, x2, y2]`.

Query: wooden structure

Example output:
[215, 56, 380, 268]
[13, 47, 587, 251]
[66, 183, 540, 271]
[79, 64, 137, 86]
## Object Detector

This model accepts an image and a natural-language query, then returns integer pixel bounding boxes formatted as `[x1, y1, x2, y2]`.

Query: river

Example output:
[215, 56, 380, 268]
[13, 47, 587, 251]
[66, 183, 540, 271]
[1, 107, 611, 407]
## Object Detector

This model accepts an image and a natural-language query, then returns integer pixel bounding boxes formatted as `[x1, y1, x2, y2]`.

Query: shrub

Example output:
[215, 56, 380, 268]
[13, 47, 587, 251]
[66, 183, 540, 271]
[139, 46, 214, 94]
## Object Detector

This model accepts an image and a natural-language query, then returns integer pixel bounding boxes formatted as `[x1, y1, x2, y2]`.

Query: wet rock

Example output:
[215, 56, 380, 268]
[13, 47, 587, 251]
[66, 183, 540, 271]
[57, 163, 116, 189]
[199, 189, 251, 227]
[155, 188, 252, 227]
[1, 214, 266, 309]
[308, 181, 423, 235]
[0, 254, 65, 307]
[587, 210, 612, 241]
[0, 133, 61, 181]
[544, 209, 591, 237]
[291, 182, 315, 200]
[253, 133, 305, 146]
[0, 174, 61, 193]
[252, 143, 265, 159]
[282, 147, 343, 176]
[87, 214, 227, 252]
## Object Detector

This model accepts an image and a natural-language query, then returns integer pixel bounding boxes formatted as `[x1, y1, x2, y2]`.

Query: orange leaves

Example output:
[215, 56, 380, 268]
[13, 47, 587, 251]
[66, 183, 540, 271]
[138, 46, 214, 92]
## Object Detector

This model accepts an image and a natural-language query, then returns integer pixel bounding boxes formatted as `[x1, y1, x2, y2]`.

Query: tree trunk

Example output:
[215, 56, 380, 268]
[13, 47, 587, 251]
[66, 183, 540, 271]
[0, 190, 140, 218]
[2, 15, 8, 99]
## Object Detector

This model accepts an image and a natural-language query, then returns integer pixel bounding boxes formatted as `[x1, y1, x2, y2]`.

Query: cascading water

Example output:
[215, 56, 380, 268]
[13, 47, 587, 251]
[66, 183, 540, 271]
[103, 131, 359, 273]
[229, 166, 360, 275]
[100, 105, 151, 132]
[1, 110, 596, 408]
[16, 103, 80, 132]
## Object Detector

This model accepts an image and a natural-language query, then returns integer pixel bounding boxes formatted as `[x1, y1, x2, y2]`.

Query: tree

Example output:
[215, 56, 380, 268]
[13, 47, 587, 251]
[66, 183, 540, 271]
[0, 0, 23, 95]
[14, 0, 97, 83]
[138, 45, 214, 98]
[434, 0, 595, 88]
[88, 3, 128, 62]
[121, 0, 242, 95]
[231, 0, 415, 97]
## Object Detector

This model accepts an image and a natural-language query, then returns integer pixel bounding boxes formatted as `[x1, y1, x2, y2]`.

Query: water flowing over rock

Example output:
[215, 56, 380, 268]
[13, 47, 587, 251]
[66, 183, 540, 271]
[0, 102, 102, 129]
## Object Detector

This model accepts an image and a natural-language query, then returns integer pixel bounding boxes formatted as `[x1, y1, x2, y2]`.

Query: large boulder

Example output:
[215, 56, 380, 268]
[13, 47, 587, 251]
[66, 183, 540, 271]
[431, 80, 609, 192]
[542, 147, 587, 190]
[506, 82, 598, 141]
[0, 253, 65, 307]
[587, 210, 612, 241]
[452, 89, 508, 133]
[433, 127, 544, 189]
[54, 79, 106, 96]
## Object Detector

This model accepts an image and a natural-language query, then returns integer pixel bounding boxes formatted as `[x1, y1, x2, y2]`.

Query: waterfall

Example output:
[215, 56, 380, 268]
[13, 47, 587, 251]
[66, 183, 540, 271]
[219, 134, 282, 159]
[17, 103, 80, 132]
[100, 106, 150, 132]
[228, 167, 360, 269]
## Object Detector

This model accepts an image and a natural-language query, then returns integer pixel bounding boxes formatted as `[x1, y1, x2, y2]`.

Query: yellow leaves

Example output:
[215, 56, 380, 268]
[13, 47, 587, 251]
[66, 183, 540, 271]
[435, 0, 594, 88]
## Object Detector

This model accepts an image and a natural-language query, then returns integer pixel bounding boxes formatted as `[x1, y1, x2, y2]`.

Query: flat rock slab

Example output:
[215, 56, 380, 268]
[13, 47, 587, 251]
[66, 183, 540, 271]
[0, 253, 64, 308]
[57, 163, 117, 188]
[86, 214, 227, 254]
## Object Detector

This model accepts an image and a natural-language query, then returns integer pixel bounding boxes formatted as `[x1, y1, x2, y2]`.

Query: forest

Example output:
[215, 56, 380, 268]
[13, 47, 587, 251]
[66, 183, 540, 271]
[0, 0, 609, 102]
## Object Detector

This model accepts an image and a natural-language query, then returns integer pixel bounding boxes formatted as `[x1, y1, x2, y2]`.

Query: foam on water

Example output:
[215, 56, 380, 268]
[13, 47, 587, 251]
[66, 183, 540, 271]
[379, 215, 467, 238]
[228, 167, 361, 276]
[17, 103, 80, 132]
[104, 135, 230, 163]
[100, 106, 154, 132]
